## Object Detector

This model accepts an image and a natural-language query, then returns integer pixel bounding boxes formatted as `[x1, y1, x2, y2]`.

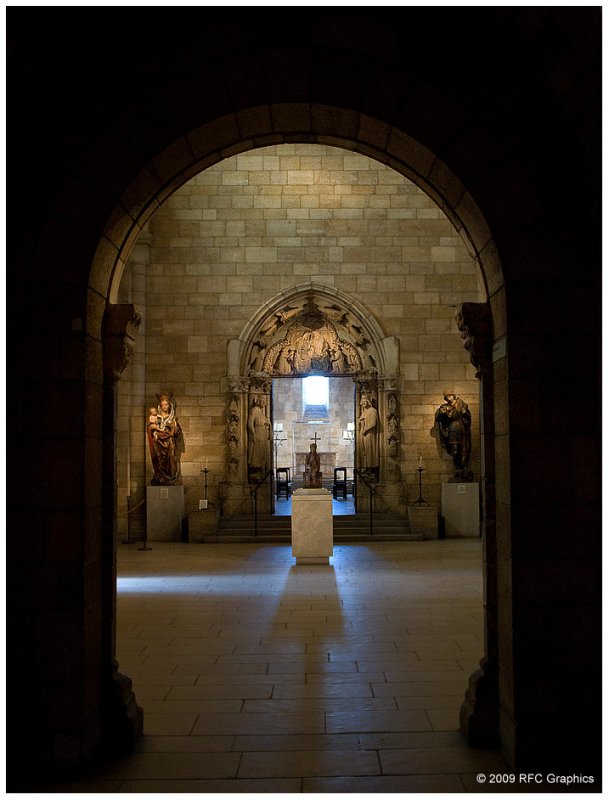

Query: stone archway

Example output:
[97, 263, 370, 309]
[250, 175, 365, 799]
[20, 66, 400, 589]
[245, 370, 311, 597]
[90, 117, 501, 758]
[222, 283, 405, 516]
[9, 11, 601, 778]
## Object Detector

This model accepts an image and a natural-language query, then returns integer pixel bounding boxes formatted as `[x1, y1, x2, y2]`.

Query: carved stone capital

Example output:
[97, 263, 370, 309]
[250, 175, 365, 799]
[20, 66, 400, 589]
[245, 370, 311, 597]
[228, 377, 250, 394]
[455, 302, 492, 379]
[103, 304, 143, 381]
[379, 374, 400, 392]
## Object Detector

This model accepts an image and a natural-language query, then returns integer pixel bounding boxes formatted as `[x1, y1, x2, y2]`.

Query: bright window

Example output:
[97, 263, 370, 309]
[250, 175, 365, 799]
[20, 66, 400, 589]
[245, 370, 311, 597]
[303, 376, 329, 409]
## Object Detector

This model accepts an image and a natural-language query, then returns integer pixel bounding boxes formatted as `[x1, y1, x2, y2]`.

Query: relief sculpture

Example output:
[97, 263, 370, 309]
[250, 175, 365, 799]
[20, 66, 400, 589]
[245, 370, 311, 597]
[254, 297, 365, 377]
[226, 394, 240, 482]
[386, 391, 401, 480]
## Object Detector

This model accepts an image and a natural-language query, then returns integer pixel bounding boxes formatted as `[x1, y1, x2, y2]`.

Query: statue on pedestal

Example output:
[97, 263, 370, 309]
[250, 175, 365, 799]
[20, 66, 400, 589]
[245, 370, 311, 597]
[147, 394, 184, 485]
[435, 391, 473, 481]
[303, 442, 322, 488]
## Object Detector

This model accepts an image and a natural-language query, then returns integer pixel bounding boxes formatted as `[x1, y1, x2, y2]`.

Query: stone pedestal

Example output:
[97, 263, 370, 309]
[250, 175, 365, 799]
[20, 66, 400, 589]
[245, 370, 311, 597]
[442, 482, 480, 537]
[146, 485, 185, 541]
[188, 508, 220, 542]
[408, 506, 439, 539]
[291, 488, 333, 564]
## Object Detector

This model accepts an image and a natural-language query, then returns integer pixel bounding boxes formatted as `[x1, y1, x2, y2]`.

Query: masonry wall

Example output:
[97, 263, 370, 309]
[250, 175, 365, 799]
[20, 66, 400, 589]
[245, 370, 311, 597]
[119, 144, 482, 522]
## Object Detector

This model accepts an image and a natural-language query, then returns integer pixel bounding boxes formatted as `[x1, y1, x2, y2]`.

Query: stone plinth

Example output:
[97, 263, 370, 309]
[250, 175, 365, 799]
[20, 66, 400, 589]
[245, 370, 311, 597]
[442, 482, 480, 537]
[188, 508, 220, 542]
[291, 488, 333, 564]
[408, 506, 439, 539]
[146, 485, 185, 541]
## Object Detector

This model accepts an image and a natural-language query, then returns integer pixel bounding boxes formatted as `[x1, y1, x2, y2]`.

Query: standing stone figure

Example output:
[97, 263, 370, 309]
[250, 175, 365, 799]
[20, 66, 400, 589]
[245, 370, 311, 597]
[147, 394, 184, 485]
[359, 396, 380, 477]
[303, 443, 322, 488]
[247, 395, 270, 475]
[435, 392, 473, 480]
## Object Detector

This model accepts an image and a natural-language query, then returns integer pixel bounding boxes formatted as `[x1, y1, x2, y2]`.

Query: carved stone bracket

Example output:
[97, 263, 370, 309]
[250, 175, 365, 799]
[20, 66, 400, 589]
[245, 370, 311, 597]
[455, 302, 492, 379]
[103, 303, 143, 382]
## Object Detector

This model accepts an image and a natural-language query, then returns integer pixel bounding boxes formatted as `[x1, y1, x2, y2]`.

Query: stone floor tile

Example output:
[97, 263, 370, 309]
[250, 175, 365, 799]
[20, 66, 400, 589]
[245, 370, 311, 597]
[117, 777, 302, 792]
[173, 661, 269, 675]
[303, 773, 465, 792]
[237, 748, 381, 779]
[305, 671, 386, 683]
[373, 679, 468, 697]
[272, 681, 373, 699]
[427, 706, 463, 730]
[326, 708, 432, 734]
[98, 751, 241, 780]
[143, 713, 199, 736]
[242, 696, 397, 713]
[358, 730, 465, 749]
[379, 745, 509, 775]
[395, 695, 464, 711]
[137, 734, 235, 752]
[167, 683, 274, 700]
[233, 733, 360, 751]
[142, 699, 243, 714]
[191, 710, 326, 736]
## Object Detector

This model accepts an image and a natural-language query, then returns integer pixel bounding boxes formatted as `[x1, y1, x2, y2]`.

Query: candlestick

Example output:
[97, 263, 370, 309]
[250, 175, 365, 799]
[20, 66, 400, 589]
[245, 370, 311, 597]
[414, 463, 429, 507]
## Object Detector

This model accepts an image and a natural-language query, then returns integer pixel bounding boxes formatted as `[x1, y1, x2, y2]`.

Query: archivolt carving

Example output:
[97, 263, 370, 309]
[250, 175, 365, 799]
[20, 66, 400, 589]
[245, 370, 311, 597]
[249, 296, 374, 377]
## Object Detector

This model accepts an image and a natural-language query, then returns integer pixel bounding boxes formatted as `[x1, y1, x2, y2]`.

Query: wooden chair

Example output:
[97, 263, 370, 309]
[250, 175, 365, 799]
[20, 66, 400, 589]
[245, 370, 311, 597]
[332, 467, 348, 499]
[276, 467, 292, 499]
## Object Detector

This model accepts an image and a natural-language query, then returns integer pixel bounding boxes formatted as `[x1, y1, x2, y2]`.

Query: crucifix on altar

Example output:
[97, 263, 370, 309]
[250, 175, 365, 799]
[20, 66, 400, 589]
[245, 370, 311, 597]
[303, 431, 323, 488]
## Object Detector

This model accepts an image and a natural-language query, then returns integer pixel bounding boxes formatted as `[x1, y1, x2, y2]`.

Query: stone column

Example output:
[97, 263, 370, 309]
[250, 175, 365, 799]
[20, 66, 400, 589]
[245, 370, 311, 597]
[117, 231, 151, 541]
[102, 303, 144, 753]
[455, 302, 499, 747]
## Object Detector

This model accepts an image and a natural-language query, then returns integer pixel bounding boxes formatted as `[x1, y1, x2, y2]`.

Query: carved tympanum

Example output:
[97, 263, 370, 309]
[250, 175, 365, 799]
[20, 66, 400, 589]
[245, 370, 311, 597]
[248, 296, 377, 377]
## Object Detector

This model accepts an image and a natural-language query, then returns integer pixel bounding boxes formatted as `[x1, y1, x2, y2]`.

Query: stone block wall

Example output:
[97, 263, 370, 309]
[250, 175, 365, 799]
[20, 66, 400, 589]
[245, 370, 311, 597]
[119, 144, 482, 517]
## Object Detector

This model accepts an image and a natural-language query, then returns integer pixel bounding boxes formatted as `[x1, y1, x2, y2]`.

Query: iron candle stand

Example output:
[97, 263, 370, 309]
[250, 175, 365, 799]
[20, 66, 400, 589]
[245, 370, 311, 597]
[414, 466, 429, 507]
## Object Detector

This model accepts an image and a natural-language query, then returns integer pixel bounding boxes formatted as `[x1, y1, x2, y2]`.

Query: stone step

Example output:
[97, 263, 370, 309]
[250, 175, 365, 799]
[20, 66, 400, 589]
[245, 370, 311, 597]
[207, 513, 414, 543]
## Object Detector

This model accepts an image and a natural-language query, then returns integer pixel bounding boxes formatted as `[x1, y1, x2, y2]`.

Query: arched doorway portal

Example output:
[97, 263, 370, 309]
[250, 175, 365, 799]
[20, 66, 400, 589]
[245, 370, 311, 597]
[223, 283, 407, 517]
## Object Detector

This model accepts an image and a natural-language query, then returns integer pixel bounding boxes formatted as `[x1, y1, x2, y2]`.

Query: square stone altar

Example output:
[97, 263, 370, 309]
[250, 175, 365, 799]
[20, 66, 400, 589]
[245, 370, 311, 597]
[146, 485, 185, 541]
[291, 488, 333, 565]
[408, 506, 439, 539]
[441, 482, 480, 537]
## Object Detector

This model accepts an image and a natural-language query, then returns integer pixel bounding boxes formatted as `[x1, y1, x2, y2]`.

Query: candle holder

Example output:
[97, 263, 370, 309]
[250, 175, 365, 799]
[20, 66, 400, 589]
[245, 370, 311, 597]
[414, 466, 429, 507]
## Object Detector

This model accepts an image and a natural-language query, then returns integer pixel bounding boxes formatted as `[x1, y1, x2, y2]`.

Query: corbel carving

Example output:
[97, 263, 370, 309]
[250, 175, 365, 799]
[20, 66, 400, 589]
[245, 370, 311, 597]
[455, 302, 492, 379]
[103, 304, 143, 381]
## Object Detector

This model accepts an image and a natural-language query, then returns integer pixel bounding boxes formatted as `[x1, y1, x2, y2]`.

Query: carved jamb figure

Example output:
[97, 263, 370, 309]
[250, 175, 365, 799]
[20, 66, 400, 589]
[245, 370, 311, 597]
[359, 395, 380, 479]
[247, 394, 270, 476]
[435, 392, 473, 481]
[147, 393, 184, 485]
